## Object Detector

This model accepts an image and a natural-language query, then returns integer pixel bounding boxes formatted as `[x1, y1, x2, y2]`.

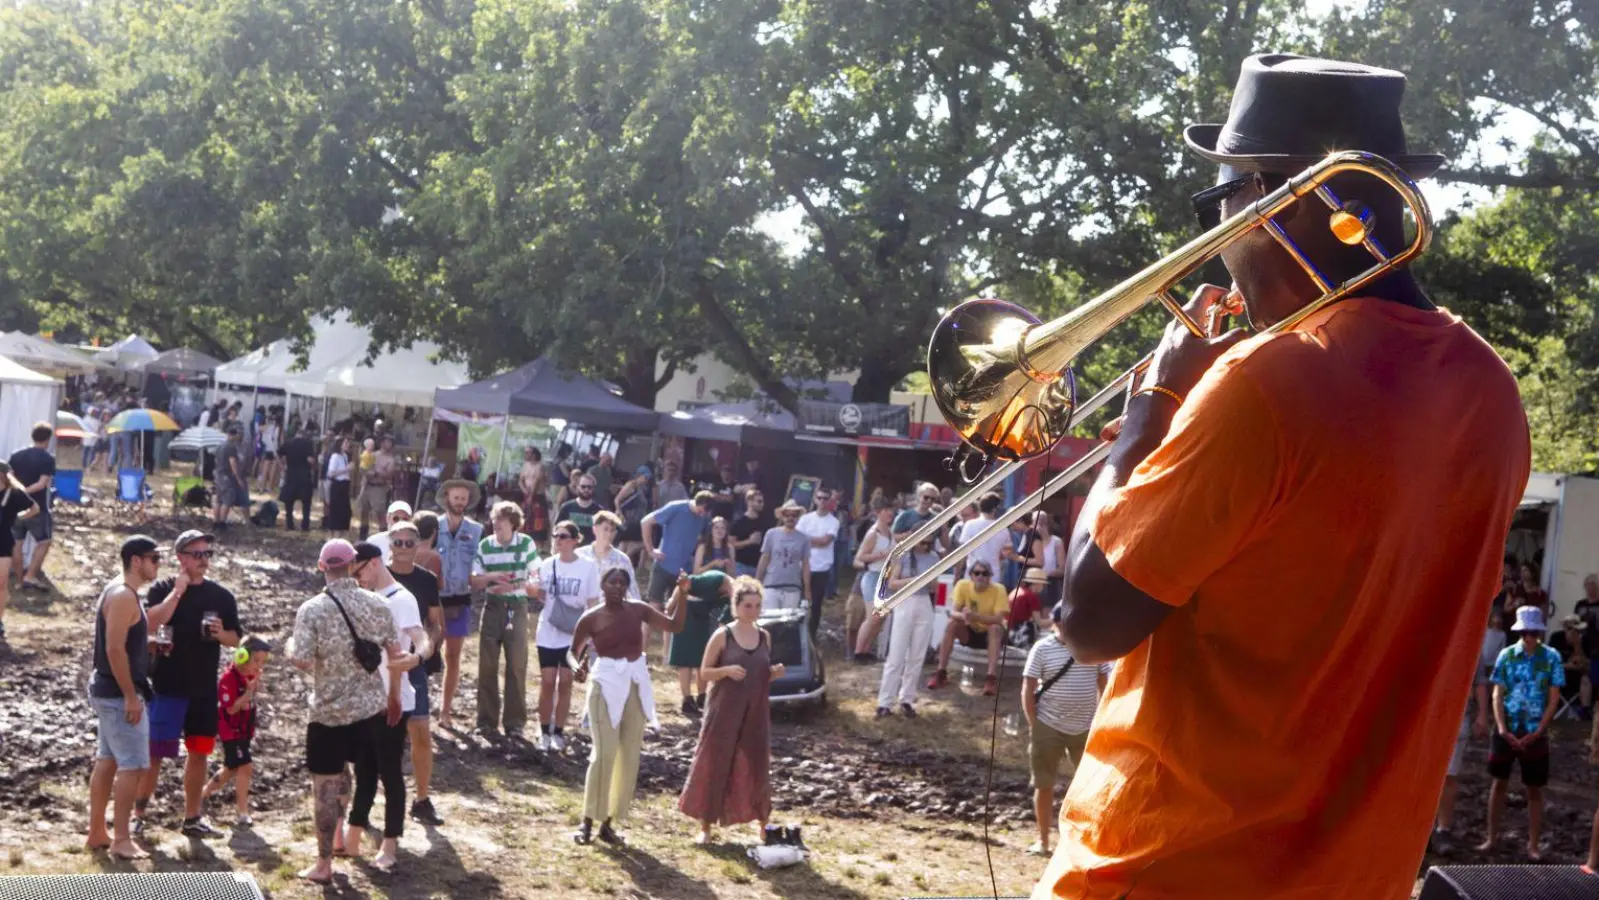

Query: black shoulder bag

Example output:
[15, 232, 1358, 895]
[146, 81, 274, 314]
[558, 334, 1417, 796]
[325, 591, 384, 674]
[1033, 654, 1076, 704]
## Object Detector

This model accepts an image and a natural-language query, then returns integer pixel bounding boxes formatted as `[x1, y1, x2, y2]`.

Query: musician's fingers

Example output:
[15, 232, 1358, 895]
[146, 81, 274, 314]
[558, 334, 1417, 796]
[1100, 416, 1124, 443]
[1183, 283, 1233, 319]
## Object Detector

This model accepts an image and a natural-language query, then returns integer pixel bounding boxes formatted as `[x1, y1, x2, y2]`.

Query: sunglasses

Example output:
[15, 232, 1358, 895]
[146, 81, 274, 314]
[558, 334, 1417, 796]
[1191, 171, 1286, 231]
[180, 550, 214, 560]
[970, 569, 992, 578]
[555, 532, 578, 541]
[139, 552, 163, 563]
[391, 539, 417, 549]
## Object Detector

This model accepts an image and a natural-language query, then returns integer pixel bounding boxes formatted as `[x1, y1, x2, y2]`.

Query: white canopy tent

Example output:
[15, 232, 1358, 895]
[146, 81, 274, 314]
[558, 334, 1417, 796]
[0, 332, 104, 377]
[0, 356, 62, 456]
[94, 334, 159, 369]
[215, 312, 470, 429]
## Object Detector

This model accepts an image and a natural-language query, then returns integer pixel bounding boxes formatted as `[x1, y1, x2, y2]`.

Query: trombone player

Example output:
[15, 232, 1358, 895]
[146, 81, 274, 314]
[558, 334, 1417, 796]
[1036, 56, 1530, 898]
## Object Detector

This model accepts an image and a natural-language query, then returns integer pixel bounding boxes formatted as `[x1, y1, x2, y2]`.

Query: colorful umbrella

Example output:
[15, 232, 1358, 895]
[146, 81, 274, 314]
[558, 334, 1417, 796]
[55, 411, 89, 435]
[106, 409, 180, 433]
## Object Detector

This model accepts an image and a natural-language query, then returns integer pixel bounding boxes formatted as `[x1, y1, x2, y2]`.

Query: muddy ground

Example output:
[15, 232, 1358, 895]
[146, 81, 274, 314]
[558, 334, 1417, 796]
[1, 491, 1596, 895]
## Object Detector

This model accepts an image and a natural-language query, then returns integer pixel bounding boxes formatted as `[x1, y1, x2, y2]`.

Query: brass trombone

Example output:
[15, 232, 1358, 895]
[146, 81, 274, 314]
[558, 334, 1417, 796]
[872, 150, 1433, 616]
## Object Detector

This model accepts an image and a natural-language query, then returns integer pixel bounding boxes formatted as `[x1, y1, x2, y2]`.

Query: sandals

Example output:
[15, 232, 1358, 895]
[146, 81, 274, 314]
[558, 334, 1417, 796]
[597, 822, 625, 846]
[572, 822, 593, 845]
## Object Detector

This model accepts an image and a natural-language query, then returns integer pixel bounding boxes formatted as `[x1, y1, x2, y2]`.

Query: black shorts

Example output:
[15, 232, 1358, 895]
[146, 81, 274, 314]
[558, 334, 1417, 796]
[1487, 730, 1550, 787]
[537, 645, 572, 670]
[222, 738, 253, 770]
[618, 520, 643, 543]
[13, 508, 51, 544]
[305, 714, 381, 776]
[261, 451, 278, 461]
[960, 626, 990, 651]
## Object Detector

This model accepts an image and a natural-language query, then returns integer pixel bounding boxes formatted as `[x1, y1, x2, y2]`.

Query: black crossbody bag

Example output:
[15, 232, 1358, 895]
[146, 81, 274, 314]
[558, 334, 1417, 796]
[1033, 655, 1075, 704]
[326, 591, 384, 674]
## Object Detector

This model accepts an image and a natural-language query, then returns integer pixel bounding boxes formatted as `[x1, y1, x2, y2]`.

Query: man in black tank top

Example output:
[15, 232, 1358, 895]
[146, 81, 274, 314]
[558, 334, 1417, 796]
[86, 535, 163, 859]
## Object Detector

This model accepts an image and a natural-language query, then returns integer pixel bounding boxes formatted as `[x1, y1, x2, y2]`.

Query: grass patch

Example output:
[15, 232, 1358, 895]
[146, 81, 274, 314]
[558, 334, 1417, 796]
[873, 871, 892, 886]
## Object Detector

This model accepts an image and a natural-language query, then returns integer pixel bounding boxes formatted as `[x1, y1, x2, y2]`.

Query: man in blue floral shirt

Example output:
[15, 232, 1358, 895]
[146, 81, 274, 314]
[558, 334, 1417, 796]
[1478, 605, 1564, 860]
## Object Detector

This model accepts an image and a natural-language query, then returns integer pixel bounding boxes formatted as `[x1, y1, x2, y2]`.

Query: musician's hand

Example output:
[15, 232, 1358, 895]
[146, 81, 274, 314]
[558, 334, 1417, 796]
[1139, 284, 1249, 402]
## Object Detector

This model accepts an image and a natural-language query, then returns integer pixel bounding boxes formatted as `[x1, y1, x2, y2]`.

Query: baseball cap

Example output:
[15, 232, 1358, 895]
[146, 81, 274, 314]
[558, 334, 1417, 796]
[173, 529, 215, 553]
[318, 539, 356, 568]
[119, 535, 161, 566]
[353, 542, 384, 563]
[634, 464, 652, 477]
[241, 635, 273, 655]
[387, 500, 413, 517]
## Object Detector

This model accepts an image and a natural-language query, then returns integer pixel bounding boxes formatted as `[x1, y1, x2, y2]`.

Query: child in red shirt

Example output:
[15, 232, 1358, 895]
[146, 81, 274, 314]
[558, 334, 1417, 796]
[204, 636, 270, 827]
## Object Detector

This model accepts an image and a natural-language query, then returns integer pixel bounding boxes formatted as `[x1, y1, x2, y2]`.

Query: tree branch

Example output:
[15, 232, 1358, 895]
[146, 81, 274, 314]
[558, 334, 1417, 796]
[772, 163, 879, 314]
[654, 356, 681, 392]
[1436, 168, 1599, 189]
[368, 147, 423, 192]
[691, 273, 800, 414]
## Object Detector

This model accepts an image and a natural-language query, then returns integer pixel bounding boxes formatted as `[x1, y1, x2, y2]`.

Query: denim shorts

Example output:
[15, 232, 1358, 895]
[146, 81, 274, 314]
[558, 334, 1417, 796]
[408, 665, 431, 718]
[442, 602, 473, 639]
[91, 695, 151, 770]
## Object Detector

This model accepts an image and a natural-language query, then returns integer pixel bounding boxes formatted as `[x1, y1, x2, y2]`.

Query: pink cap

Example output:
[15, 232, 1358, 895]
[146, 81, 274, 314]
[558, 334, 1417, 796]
[318, 539, 356, 568]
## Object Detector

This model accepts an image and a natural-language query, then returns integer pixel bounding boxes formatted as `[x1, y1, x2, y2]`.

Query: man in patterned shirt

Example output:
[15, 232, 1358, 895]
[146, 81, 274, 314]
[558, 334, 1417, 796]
[289, 539, 414, 885]
[1479, 605, 1564, 860]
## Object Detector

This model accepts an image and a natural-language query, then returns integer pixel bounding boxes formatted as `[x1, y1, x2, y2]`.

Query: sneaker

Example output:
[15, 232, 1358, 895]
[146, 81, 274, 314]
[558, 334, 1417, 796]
[926, 669, 948, 690]
[852, 652, 876, 664]
[982, 674, 998, 696]
[550, 733, 567, 753]
[875, 707, 891, 719]
[233, 816, 253, 829]
[410, 798, 444, 827]
[681, 698, 700, 717]
[538, 733, 553, 752]
[1027, 840, 1048, 856]
[900, 703, 917, 719]
[180, 817, 223, 838]
[1430, 828, 1453, 855]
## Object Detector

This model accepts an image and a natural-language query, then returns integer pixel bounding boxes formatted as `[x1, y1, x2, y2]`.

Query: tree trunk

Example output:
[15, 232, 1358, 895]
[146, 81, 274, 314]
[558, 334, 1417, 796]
[850, 354, 911, 404]
[617, 345, 661, 410]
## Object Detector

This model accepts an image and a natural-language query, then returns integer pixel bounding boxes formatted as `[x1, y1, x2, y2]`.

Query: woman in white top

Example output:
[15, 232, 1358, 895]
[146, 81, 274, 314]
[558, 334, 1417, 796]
[1026, 510, 1066, 608]
[323, 436, 353, 534]
[851, 504, 897, 660]
[255, 415, 282, 493]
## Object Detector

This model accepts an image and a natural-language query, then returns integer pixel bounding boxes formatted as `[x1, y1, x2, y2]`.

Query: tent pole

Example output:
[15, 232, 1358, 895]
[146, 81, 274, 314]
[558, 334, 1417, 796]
[417, 415, 437, 508]
[494, 417, 511, 495]
[320, 396, 330, 434]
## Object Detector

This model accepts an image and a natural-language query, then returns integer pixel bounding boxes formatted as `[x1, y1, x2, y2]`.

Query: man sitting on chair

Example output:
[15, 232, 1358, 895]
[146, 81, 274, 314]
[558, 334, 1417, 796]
[927, 563, 1010, 696]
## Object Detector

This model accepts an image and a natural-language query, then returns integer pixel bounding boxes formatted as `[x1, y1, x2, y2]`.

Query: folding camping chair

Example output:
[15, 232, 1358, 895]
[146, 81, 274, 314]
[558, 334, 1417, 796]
[172, 475, 207, 512]
[116, 468, 151, 522]
[52, 469, 84, 505]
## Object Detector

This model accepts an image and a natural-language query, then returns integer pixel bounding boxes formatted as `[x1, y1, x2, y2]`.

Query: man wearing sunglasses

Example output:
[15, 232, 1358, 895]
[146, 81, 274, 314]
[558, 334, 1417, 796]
[928, 563, 1009, 696]
[1038, 55, 1530, 900]
[137, 530, 241, 839]
[386, 520, 444, 825]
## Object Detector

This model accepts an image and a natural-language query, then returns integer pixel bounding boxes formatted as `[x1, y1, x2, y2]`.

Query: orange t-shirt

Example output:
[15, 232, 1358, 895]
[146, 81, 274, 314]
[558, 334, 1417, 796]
[1036, 298, 1529, 900]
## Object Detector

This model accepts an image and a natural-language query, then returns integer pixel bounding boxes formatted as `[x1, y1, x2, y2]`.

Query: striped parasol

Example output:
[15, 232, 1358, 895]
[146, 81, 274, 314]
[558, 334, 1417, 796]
[169, 425, 229, 452]
[106, 409, 180, 433]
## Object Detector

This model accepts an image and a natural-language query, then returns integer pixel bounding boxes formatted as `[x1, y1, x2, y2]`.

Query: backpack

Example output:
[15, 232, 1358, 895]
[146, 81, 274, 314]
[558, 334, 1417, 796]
[250, 500, 279, 527]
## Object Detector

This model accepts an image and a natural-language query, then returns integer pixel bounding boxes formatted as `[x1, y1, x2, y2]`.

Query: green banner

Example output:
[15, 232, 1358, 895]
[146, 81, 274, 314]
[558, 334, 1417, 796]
[457, 419, 558, 484]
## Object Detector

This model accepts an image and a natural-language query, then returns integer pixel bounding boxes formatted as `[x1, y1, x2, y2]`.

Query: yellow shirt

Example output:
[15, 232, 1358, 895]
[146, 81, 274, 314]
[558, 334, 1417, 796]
[359, 450, 375, 470]
[951, 580, 1009, 633]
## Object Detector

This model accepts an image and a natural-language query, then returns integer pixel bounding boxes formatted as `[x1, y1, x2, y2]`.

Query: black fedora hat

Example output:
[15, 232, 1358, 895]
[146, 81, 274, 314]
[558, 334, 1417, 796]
[1184, 54, 1446, 178]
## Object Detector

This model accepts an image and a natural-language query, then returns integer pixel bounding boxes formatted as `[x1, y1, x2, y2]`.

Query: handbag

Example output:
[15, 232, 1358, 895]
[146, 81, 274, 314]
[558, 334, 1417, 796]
[543, 560, 586, 633]
[326, 590, 384, 674]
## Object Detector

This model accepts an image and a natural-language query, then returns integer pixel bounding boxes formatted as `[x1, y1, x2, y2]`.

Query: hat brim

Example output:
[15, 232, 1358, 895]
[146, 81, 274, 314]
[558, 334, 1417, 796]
[175, 531, 217, 551]
[1509, 622, 1544, 632]
[1183, 124, 1446, 179]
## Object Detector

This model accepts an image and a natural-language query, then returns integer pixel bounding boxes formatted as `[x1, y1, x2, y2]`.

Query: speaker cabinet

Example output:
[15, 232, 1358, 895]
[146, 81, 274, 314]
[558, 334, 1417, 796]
[1418, 865, 1599, 900]
[0, 872, 265, 900]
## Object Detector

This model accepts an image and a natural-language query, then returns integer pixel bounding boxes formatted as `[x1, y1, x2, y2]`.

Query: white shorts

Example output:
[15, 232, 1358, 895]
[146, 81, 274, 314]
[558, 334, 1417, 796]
[764, 587, 803, 612]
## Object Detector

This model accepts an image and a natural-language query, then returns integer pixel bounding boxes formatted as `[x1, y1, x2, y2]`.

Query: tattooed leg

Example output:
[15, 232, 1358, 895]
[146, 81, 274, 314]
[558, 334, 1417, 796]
[299, 774, 342, 883]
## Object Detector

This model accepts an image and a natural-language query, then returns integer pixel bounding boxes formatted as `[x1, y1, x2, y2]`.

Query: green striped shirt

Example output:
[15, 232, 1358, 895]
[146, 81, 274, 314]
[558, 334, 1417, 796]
[472, 533, 538, 601]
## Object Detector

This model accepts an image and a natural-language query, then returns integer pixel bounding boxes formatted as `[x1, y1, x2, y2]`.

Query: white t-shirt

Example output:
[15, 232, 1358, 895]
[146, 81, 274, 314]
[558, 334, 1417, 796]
[576, 544, 638, 600]
[368, 530, 392, 565]
[534, 554, 600, 649]
[377, 582, 422, 713]
[1038, 534, 1065, 577]
[796, 511, 840, 572]
[327, 453, 350, 481]
[959, 516, 1008, 574]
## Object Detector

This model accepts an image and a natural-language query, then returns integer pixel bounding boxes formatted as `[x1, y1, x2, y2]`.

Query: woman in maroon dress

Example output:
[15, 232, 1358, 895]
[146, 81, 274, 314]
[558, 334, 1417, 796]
[678, 576, 784, 844]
